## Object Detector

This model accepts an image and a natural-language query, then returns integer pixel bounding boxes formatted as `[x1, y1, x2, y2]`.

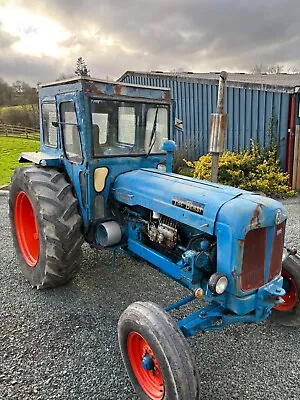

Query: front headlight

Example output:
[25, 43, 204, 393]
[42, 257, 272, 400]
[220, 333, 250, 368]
[157, 163, 166, 172]
[208, 273, 228, 295]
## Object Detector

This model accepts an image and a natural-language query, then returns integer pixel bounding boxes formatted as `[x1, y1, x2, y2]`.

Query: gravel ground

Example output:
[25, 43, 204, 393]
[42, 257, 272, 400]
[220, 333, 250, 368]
[0, 192, 300, 400]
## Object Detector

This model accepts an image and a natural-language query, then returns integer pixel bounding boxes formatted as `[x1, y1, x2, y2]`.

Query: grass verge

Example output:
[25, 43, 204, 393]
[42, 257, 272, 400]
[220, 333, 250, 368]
[0, 137, 39, 185]
[0, 104, 37, 114]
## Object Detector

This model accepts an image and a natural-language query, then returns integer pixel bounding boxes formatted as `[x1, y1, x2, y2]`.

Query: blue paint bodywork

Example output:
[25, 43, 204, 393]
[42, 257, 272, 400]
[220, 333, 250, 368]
[21, 77, 288, 338]
[114, 168, 247, 236]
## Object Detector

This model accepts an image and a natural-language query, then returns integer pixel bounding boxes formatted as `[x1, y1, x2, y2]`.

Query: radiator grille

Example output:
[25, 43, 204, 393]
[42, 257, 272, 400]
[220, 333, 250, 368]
[241, 228, 267, 291]
[268, 222, 285, 281]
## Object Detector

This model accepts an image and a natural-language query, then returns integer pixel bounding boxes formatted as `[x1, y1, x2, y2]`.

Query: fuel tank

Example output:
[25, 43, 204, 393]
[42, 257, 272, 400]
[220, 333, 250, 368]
[113, 168, 286, 235]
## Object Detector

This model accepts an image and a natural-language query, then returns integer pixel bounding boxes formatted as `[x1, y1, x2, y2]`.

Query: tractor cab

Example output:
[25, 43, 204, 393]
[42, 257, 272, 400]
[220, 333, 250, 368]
[20, 77, 174, 232]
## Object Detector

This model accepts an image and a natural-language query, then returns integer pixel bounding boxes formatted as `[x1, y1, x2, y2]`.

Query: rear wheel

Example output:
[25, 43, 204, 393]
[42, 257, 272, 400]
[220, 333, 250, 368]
[271, 255, 300, 326]
[9, 166, 84, 288]
[118, 301, 200, 400]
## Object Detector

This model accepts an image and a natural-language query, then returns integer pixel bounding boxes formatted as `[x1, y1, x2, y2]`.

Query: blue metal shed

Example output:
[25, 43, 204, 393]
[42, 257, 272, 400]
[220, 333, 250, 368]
[118, 71, 300, 171]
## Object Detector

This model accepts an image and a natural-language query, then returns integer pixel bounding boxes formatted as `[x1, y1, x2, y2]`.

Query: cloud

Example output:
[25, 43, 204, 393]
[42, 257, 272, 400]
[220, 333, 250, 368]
[0, 25, 17, 49]
[0, 24, 66, 84]
[1, 0, 300, 85]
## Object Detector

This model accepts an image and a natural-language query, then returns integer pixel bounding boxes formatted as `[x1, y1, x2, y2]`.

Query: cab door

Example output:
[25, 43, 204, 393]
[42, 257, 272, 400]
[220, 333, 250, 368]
[56, 92, 89, 227]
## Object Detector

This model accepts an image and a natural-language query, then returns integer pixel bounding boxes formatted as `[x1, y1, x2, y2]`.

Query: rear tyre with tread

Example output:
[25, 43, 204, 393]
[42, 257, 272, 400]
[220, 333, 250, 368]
[118, 301, 200, 400]
[9, 166, 84, 288]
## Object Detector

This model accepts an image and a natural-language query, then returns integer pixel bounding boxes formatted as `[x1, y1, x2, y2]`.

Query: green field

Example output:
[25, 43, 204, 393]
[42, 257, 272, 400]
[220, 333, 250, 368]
[0, 104, 37, 114]
[0, 137, 40, 185]
[0, 105, 24, 112]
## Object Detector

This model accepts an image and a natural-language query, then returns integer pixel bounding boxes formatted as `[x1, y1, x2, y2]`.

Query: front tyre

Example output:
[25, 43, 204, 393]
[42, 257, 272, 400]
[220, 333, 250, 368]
[271, 254, 300, 326]
[9, 166, 84, 289]
[118, 301, 200, 400]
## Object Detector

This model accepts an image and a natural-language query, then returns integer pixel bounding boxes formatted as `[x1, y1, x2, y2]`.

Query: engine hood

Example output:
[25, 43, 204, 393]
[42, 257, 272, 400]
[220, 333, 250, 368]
[113, 168, 250, 235]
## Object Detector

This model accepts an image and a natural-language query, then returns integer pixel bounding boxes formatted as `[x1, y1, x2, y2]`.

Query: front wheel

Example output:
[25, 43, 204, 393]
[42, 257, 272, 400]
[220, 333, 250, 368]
[271, 254, 300, 326]
[118, 301, 200, 400]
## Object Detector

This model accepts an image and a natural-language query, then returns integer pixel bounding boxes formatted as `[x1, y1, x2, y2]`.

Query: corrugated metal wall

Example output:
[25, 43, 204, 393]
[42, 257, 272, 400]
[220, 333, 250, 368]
[120, 73, 290, 168]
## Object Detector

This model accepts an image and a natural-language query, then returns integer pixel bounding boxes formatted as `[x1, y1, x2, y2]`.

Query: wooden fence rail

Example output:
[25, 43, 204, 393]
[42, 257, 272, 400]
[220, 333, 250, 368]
[0, 124, 39, 141]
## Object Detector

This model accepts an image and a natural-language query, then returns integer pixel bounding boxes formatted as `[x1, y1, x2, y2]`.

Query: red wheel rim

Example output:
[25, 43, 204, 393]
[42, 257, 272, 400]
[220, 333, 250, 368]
[127, 332, 164, 400]
[14, 191, 39, 267]
[274, 269, 299, 311]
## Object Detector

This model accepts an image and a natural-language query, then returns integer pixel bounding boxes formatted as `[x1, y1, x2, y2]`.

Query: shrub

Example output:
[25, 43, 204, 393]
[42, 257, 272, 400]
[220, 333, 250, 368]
[183, 140, 295, 197]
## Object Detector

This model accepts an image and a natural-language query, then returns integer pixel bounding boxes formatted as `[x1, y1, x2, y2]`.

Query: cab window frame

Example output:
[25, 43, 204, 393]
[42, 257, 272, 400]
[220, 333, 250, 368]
[41, 101, 58, 148]
[59, 101, 83, 164]
[89, 97, 171, 158]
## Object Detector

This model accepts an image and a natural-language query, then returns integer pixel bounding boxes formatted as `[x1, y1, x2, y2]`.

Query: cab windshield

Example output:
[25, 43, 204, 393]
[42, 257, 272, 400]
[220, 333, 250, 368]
[91, 99, 169, 157]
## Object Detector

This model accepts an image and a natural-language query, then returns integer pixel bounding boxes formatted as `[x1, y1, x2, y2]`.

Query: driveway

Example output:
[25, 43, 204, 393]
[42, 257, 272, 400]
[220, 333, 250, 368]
[0, 193, 299, 400]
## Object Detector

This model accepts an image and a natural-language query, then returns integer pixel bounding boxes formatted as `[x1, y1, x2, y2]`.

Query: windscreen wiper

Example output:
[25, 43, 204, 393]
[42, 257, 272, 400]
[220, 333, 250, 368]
[145, 107, 159, 158]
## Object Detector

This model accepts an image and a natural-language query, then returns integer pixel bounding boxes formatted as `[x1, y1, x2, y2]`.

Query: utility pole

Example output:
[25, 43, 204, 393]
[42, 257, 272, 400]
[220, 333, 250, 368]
[209, 71, 228, 183]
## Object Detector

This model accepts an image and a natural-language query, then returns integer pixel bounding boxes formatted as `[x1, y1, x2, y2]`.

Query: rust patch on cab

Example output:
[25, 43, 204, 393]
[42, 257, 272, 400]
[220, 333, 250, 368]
[114, 84, 123, 96]
[84, 84, 103, 96]
[163, 91, 171, 102]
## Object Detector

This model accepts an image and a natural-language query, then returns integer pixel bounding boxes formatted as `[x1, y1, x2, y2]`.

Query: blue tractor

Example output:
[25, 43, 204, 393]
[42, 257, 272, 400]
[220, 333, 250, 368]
[9, 77, 300, 400]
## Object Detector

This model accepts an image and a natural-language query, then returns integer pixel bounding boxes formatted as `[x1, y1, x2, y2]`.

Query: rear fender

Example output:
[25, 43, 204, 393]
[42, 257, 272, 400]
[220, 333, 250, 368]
[19, 152, 63, 168]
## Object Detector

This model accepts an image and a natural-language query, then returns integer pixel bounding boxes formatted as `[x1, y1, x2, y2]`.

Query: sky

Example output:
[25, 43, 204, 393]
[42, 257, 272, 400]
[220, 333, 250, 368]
[0, 0, 300, 86]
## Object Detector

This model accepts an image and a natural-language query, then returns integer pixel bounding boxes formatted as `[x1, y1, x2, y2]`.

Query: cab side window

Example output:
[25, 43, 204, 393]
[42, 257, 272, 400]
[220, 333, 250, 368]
[60, 102, 83, 163]
[42, 102, 58, 147]
[118, 106, 136, 145]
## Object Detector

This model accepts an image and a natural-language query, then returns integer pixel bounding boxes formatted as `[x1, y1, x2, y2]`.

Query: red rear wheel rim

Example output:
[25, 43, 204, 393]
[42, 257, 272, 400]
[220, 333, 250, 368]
[127, 332, 164, 400]
[14, 191, 39, 267]
[274, 269, 298, 311]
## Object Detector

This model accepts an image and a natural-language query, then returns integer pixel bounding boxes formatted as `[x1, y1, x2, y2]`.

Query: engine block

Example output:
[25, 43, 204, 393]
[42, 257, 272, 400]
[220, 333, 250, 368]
[146, 215, 178, 249]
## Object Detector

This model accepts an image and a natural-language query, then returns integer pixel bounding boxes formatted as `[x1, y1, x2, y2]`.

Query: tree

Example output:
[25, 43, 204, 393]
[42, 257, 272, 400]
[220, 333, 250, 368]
[287, 66, 300, 74]
[0, 78, 39, 128]
[252, 63, 299, 75]
[0, 79, 14, 106]
[267, 64, 284, 74]
[75, 57, 90, 77]
[11, 81, 38, 105]
[252, 64, 266, 74]
[55, 73, 74, 82]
